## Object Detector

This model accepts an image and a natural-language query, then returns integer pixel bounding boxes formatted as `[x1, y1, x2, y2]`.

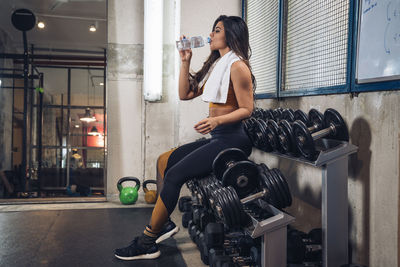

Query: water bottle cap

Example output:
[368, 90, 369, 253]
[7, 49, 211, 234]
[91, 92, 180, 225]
[207, 37, 211, 43]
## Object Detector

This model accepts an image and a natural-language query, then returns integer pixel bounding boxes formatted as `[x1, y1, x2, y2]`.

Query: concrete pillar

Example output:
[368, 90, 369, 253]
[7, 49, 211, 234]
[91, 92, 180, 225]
[107, 0, 144, 201]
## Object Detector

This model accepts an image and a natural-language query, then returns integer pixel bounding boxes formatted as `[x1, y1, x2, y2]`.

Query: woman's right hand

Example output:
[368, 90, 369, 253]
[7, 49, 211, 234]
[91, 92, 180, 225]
[179, 35, 192, 63]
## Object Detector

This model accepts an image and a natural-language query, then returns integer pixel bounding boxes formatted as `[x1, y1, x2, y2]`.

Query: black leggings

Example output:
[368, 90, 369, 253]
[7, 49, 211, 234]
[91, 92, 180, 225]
[160, 122, 252, 215]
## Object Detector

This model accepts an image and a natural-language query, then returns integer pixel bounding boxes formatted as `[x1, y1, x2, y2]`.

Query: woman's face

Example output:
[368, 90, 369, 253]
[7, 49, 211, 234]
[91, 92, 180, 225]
[209, 21, 227, 51]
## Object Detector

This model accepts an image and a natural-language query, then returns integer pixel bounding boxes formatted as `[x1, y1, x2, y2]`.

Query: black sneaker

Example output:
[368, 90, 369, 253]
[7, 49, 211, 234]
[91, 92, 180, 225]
[156, 219, 180, 244]
[114, 237, 160, 260]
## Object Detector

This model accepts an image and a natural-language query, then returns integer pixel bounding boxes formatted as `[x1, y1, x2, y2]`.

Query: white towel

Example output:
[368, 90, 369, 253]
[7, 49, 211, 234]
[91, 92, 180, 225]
[200, 50, 241, 103]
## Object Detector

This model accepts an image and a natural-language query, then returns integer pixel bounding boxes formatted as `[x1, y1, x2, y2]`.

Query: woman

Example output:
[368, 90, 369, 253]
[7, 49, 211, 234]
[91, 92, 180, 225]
[114, 15, 255, 260]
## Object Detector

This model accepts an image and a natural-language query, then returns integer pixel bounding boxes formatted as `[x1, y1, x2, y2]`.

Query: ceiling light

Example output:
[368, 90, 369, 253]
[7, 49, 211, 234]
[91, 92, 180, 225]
[75, 124, 80, 128]
[80, 108, 96, 123]
[0, 79, 2, 87]
[37, 21, 45, 29]
[88, 126, 100, 136]
[99, 82, 104, 86]
[89, 24, 96, 32]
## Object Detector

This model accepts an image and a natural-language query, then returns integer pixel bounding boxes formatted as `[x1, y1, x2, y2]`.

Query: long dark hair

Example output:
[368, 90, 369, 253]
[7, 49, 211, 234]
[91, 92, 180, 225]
[189, 15, 256, 93]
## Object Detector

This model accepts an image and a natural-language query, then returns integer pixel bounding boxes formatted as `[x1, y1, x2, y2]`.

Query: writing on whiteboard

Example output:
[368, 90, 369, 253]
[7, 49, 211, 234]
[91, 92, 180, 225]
[363, 0, 378, 14]
[384, 1, 400, 54]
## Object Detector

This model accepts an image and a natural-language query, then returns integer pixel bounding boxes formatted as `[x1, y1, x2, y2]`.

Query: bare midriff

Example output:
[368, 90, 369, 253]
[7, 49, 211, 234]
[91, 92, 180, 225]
[202, 82, 239, 118]
[209, 106, 236, 118]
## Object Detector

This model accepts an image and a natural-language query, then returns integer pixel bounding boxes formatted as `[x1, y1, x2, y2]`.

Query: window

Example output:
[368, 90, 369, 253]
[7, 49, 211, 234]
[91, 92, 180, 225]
[244, 0, 400, 98]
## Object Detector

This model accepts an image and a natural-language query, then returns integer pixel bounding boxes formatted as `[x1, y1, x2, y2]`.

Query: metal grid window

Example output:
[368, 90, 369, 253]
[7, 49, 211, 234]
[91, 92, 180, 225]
[282, 0, 349, 91]
[246, 0, 280, 94]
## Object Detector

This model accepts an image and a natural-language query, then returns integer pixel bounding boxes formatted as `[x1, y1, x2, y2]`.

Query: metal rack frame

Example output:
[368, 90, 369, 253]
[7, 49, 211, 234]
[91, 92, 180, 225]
[252, 139, 358, 267]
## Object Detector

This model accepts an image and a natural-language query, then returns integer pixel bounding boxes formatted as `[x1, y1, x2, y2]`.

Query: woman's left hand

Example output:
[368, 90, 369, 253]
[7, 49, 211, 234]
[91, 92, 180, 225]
[194, 117, 219, 135]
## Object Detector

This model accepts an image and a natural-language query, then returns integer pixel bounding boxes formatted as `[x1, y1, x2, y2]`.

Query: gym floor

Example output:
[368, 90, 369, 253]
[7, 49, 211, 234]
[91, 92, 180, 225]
[0, 200, 207, 267]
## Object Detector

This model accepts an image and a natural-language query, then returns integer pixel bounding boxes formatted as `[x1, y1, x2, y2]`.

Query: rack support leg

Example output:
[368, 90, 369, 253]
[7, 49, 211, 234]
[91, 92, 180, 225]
[322, 157, 348, 267]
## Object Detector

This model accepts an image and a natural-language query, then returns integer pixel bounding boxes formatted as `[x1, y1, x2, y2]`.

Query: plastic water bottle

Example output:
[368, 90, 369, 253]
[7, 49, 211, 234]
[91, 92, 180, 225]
[176, 36, 211, 51]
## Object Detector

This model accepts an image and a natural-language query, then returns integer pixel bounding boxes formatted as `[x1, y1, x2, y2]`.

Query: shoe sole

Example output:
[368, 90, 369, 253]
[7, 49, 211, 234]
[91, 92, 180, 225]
[114, 250, 161, 261]
[156, 226, 180, 244]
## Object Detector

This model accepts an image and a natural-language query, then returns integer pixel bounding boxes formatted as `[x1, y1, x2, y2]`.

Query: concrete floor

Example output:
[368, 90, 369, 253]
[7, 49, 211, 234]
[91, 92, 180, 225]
[0, 198, 207, 267]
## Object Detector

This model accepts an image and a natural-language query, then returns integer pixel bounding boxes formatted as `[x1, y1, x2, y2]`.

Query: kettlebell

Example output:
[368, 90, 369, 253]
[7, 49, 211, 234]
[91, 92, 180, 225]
[143, 180, 157, 204]
[117, 177, 140, 205]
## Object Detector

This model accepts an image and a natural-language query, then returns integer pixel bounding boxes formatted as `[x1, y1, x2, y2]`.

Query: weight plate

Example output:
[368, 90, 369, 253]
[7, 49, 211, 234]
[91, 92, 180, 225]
[212, 148, 248, 180]
[257, 164, 280, 207]
[293, 120, 317, 160]
[213, 189, 232, 226]
[294, 109, 310, 126]
[266, 120, 280, 151]
[272, 108, 282, 121]
[270, 168, 291, 208]
[308, 109, 325, 132]
[226, 186, 245, 227]
[263, 109, 274, 121]
[265, 167, 286, 209]
[218, 188, 235, 227]
[253, 108, 264, 119]
[252, 119, 267, 149]
[221, 187, 240, 227]
[277, 120, 294, 154]
[225, 186, 245, 227]
[257, 119, 273, 151]
[261, 165, 282, 207]
[324, 108, 349, 141]
[281, 109, 295, 122]
[222, 161, 259, 198]
[272, 168, 292, 207]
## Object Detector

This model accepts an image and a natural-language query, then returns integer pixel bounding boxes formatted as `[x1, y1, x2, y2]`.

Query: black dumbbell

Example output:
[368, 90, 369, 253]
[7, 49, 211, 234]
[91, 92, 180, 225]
[212, 148, 259, 198]
[277, 109, 325, 154]
[232, 246, 261, 267]
[178, 196, 192, 212]
[213, 173, 291, 228]
[272, 107, 283, 121]
[287, 228, 322, 264]
[209, 164, 291, 228]
[293, 108, 349, 160]
[281, 108, 295, 122]
[188, 220, 198, 242]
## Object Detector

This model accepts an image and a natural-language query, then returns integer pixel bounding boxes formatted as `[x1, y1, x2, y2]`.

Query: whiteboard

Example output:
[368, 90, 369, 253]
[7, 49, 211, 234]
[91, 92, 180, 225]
[357, 0, 400, 83]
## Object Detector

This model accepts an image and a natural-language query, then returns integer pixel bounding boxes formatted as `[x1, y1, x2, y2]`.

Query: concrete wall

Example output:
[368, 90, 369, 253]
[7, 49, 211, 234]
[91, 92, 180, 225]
[106, 0, 144, 200]
[178, 1, 242, 145]
[106, 0, 242, 197]
[105, 1, 398, 265]
[252, 92, 399, 266]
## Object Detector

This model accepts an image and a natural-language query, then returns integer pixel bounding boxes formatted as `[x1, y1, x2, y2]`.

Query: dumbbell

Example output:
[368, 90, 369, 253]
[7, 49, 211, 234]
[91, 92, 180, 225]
[281, 108, 296, 122]
[212, 172, 291, 228]
[293, 108, 349, 160]
[182, 211, 192, 228]
[178, 196, 192, 212]
[277, 109, 325, 154]
[287, 228, 322, 264]
[272, 107, 283, 121]
[205, 224, 253, 251]
[212, 148, 259, 198]
[232, 246, 261, 267]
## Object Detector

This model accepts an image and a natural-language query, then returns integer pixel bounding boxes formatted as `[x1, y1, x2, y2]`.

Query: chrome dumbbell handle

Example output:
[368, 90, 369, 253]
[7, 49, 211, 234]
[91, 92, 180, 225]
[240, 188, 268, 204]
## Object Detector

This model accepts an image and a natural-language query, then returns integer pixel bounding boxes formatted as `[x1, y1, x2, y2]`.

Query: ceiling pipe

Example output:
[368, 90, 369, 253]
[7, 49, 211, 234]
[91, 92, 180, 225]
[1, 53, 105, 61]
[14, 60, 106, 66]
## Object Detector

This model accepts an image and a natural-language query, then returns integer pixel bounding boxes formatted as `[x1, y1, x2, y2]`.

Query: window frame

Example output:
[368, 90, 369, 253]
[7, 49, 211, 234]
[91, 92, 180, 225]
[243, 0, 400, 99]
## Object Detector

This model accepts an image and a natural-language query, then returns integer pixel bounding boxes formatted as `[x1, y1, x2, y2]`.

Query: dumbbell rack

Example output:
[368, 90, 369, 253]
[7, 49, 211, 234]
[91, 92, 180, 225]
[258, 138, 358, 267]
[244, 200, 295, 267]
